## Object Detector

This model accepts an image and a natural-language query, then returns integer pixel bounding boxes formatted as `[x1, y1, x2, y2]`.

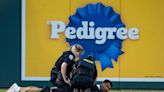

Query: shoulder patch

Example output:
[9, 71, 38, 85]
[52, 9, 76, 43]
[69, 54, 74, 60]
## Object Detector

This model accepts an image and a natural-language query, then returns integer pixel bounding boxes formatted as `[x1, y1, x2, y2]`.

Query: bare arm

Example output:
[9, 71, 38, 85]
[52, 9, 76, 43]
[61, 62, 71, 86]
[61, 62, 68, 82]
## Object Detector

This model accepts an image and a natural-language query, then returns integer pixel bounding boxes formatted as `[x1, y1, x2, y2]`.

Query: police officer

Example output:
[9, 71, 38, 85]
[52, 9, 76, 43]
[72, 56, 97, 92]
[49, 44, 83, 92]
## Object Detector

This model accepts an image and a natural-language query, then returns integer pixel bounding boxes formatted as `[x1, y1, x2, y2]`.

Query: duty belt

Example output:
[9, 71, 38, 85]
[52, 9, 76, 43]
[77, 70, 90, 75]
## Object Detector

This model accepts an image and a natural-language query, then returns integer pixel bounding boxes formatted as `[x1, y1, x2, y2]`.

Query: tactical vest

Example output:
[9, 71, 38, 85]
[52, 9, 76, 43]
[76, 59, 95, 77]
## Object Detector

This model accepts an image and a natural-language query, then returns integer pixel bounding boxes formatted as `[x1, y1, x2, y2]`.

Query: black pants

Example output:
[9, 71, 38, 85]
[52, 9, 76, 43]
[50, 68, 59, 86]
[52, 81, 72, 92]
[72, 74, 94, 90]
[91, 85, 100, 92]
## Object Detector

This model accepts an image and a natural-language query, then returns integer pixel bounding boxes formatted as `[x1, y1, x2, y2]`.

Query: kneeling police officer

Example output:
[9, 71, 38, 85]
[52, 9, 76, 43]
[72, 56, 97, 92]
[41, 44, 83, 92]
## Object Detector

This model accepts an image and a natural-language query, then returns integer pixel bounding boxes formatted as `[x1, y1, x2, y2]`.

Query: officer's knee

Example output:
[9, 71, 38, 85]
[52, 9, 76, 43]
[73, 88, 80, 92]
[83, 88, 91, 92]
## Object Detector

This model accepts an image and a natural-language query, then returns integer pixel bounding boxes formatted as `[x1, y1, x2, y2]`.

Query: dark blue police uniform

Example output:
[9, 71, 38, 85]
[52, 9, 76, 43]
[50, 51, 75, 92]
[72, 56, 97, 91]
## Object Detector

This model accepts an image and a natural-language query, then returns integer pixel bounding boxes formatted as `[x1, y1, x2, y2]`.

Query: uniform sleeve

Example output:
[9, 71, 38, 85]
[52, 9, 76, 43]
[93, 64, 98, 80]
[63, 54, 74, 65]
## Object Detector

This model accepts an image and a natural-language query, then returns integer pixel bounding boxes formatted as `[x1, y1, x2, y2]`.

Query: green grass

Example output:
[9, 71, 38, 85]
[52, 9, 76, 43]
[0, 89, 6, 92]
[1, 89, 164, 92]
[110, 90, 164, 92]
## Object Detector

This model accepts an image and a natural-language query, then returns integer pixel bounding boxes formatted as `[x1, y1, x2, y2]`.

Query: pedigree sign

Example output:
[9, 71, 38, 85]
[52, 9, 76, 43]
[22, 0, 164, 82]
[48, 3, 139, 71]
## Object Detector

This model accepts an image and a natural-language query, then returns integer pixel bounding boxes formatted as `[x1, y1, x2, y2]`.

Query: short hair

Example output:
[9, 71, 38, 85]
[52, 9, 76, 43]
[104, 79, 112, 87]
